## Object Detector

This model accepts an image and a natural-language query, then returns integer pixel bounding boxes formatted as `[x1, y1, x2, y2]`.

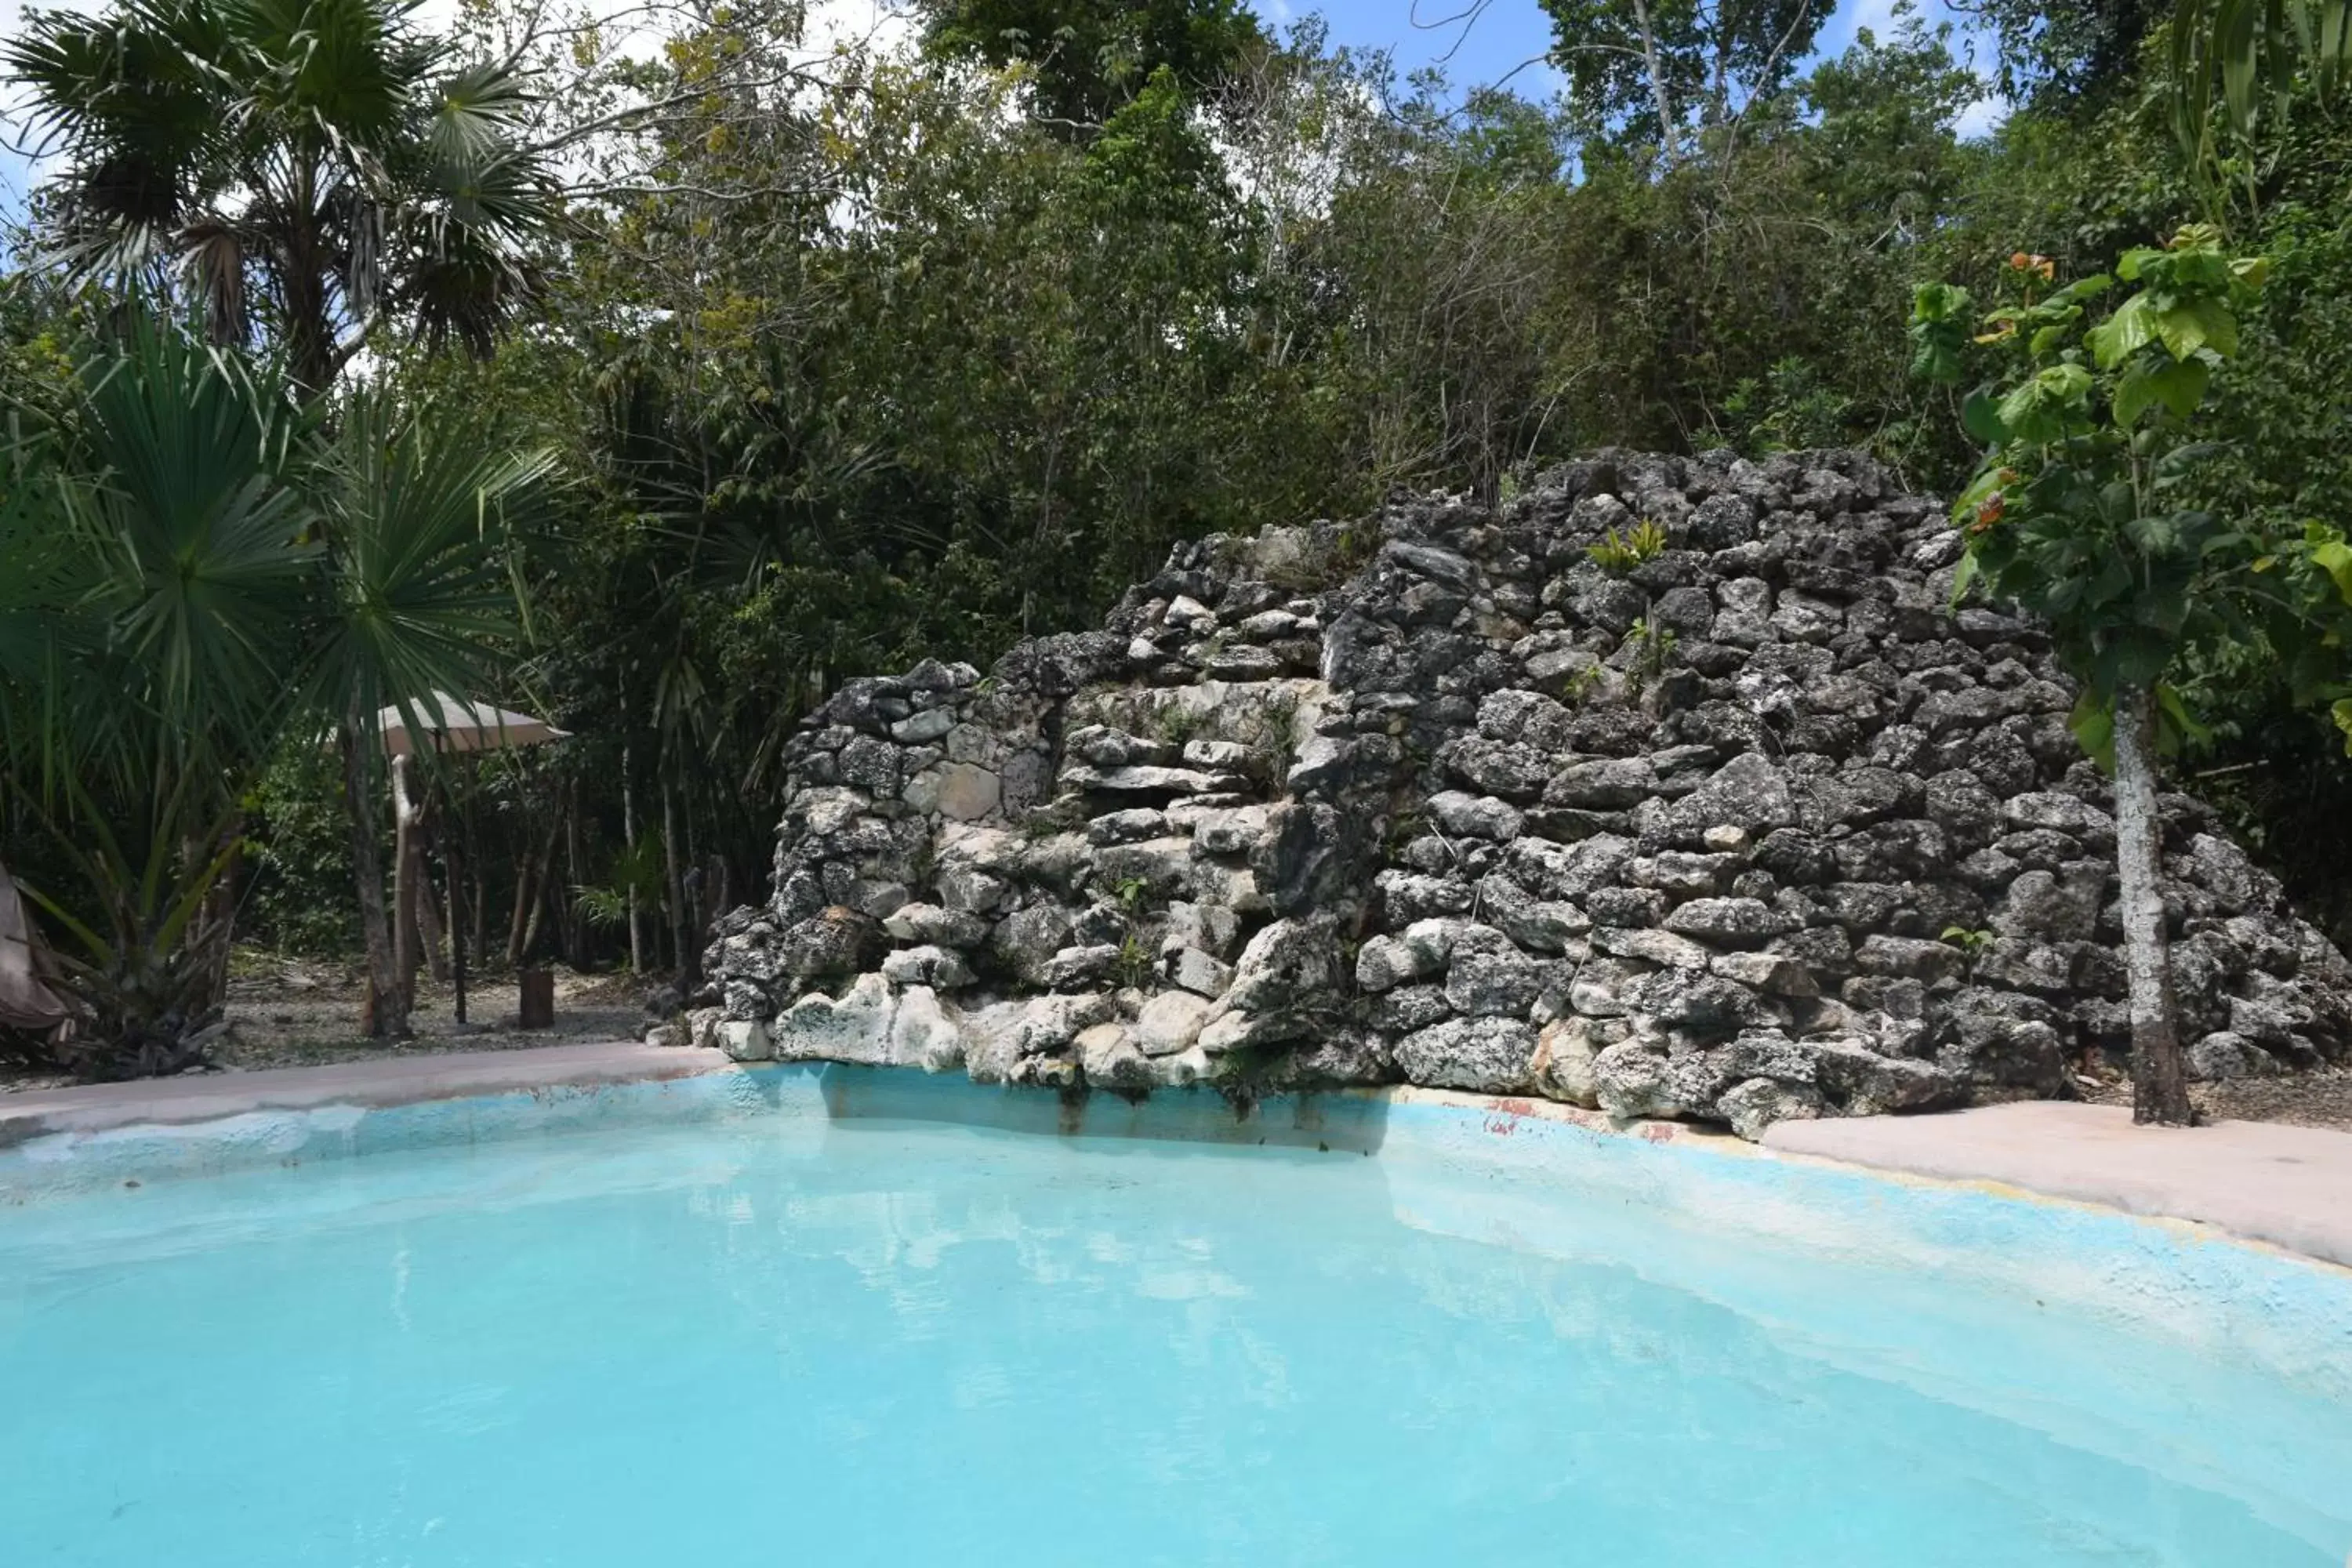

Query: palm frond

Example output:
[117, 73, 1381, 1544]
[69, 316, 318, 764]
[302, 388, 554, 774]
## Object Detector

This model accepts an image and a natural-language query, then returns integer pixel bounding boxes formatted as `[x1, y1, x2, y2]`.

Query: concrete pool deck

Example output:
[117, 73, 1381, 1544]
[0, 1040, 735, 1139]
[1764, 1100, 2352, 1270]
[4, 1044, 2349, 1270]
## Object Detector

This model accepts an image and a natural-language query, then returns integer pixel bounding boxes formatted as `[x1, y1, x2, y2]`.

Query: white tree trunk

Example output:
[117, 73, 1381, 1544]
[341, 720, 408, 1040]
[2111, 684, 2191, 1124]
[1631, 0, 1682, 165]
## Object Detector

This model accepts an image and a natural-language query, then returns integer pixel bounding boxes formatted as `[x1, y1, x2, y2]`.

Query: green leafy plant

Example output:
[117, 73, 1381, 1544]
[1624, 617, 1678, 681]
[1588, 518, 1668, 572]
[1940, 924, 1994, 955]
[1556, 663, 1604, 707]
[1912, 227, 2352, 1123]
[1113, 876, 1152, 917]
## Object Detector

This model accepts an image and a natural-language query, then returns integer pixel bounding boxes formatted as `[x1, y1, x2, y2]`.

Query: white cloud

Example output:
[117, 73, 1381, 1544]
[1955, 91, 2010, 140]
[0, 0, 918, 220]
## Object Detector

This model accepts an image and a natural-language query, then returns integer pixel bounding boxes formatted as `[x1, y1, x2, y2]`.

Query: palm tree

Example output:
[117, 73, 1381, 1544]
[0, 315, 547, 1069]
[5, 0, 564, 398]
[303, 391, 553, 1037]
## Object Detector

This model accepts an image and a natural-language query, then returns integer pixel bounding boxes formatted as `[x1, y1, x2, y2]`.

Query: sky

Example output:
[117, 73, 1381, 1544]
[0, 0, 2005, 217]
[1285, 0, 2005, 130]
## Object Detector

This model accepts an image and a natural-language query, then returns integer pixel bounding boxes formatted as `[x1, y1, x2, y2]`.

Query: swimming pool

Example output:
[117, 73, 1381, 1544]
[4, 1068, 2349, 1566]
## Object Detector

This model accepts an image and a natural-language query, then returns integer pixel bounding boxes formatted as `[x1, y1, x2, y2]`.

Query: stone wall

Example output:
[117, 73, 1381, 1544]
[684, 448, 2352, 1138]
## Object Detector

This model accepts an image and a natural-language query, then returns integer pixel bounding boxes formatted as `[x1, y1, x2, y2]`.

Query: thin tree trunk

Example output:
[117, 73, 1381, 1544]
[2113, 684, 2191, 1125]
[195, 829, 240, 1015]
[1631, 0, 1682, 165]
[564, 778, 586, 966]
[662, 771, 695, 991]
[392, 754, 423, 1006]
[414, 826, 448, 984]
[460, 753, 487, 971]
[339, 722, 408, 1040]
[519, 818, 561, 964]
[506, 840, 538, 969]
[622, 746, 645, 974]
[394, 757, 452, 986]
[471, 855, 488, 969]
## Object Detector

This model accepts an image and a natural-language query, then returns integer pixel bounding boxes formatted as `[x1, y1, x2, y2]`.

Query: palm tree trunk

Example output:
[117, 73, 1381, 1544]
[340, 721, 408, 1039]
[2113, 684, 2190, 1125]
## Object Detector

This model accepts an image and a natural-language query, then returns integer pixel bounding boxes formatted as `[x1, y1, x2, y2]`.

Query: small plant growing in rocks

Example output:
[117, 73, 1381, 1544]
[1940, 925, 1994, 956]
[1587, 518, 1667, 572]
[1624, 617, 1677, 681]
[1556, 663, 1603, 707]
[1152, 704, 1203, 746]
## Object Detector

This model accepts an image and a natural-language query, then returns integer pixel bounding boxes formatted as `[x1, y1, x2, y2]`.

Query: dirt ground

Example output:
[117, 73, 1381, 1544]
[2080, 1065, 2352, 1133]
[0, 948, 662, 1094]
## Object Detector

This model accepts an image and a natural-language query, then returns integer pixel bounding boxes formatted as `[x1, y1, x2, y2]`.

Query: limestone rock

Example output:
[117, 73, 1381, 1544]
[1395, 1017, 1537, 1093]
[706, 447, 2352, 1141]
[1135, 990, 1212, 1056]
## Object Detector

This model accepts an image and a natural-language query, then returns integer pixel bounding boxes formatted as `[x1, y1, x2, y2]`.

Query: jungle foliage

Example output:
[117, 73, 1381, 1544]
[6, 0, 2352, 1070]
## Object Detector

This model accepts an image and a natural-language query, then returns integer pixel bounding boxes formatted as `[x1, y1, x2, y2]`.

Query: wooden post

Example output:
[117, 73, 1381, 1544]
[517, 966, 554, 1029]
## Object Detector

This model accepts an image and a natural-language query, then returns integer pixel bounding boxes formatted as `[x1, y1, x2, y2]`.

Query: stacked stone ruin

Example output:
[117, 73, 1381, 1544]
[685, 448, 2352, 1137]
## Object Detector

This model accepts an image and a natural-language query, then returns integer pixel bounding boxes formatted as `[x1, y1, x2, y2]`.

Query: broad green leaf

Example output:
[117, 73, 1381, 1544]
[2155, 296, 2238, 360]
[2155, 682, 2213, 749]
[2125, 512, 2183, 556]
[1947, 550, 1981, 607]
[2311, 539, 2352, 603]
[2115, 356, 2211, 426]
[1995, 363, 2092, 442]
[2050, 273, 2114, 305]
[2086, 294, 2156, 368]
[1961, 390, 2005, 443]
[1951, 464, 2009, 525]
[2069, 691, 2117, 771]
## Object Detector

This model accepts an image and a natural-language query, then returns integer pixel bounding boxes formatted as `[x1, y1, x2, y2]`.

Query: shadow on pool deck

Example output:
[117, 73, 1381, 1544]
[2, 1042, 2347, 1269]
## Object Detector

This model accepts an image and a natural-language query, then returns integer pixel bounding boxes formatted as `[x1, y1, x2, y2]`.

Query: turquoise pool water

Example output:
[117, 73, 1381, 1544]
[3, 1079, 2350, 1566]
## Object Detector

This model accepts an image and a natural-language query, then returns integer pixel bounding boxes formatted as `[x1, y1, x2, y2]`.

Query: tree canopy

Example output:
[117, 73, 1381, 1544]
[6, 0, 2352, 1086]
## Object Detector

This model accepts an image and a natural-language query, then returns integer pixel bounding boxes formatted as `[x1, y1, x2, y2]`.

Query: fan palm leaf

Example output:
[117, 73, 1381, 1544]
[5, 0, 564, 395]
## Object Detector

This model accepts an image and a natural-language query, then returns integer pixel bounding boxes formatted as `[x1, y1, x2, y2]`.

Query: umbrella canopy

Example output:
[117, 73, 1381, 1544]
[376, 692, 568, 757]
[0, 857, 70, 1033]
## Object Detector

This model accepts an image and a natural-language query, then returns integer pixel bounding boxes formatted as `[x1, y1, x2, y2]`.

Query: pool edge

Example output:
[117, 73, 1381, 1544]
[1, 1047, 2344, 1281]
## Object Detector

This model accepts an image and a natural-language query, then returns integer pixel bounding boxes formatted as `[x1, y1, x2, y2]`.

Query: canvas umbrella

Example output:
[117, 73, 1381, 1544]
[0, 855, 70, 1035]
[377, 693, 568, 757]
[378, 693, 569, 1023]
